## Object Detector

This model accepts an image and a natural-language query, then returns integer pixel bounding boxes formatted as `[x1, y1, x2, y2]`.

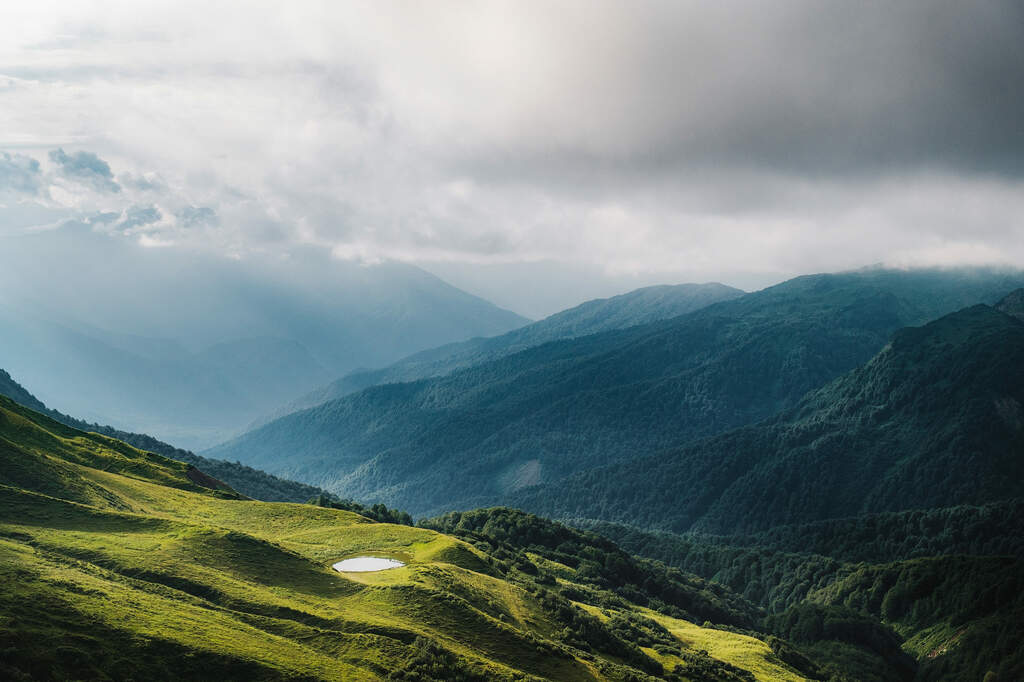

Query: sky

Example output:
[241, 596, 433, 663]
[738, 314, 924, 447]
[1, 0, 1022, 317]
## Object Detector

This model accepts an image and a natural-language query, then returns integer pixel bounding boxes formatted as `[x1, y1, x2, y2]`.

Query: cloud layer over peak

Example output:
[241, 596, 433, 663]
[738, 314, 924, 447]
[1, 1, 1022, 313]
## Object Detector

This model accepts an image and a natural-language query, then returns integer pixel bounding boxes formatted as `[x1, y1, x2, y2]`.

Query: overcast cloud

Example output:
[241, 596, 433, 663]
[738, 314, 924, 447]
[1, 0, 1022, 314]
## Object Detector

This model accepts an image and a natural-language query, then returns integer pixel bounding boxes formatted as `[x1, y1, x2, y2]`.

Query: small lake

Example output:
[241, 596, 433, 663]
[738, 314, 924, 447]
[332, 557, 405, 572]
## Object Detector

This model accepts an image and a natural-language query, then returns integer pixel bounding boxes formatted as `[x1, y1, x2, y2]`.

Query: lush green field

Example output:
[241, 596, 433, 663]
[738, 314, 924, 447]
[0, 395, 809, 681]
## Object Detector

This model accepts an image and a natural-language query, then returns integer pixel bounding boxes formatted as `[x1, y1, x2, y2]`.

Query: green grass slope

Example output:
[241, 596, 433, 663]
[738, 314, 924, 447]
[0, 395, 810, 681]
[0, 368, 327, 502]
[210, 267, 1024, 516]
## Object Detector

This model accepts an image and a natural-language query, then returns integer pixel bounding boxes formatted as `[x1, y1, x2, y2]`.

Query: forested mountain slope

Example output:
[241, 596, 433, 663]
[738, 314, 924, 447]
[516, 304, 1024, 534]
[211, 268, 1024, 516]
[280, 282, 744, 416]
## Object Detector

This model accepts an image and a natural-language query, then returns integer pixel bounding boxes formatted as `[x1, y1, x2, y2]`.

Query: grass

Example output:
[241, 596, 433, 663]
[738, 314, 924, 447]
[0, 395, 812, 680]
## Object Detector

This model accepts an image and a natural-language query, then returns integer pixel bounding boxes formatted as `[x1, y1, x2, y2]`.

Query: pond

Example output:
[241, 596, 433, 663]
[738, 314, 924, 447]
[331, 556, 405, 572]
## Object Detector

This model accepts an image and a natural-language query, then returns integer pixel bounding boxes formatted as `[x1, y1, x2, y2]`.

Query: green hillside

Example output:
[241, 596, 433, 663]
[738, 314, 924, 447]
[0, 368, 326, 503]
[516, 304, 1024, 534]
[0, 395, 817, 681]
[210, 268, 1024, 516]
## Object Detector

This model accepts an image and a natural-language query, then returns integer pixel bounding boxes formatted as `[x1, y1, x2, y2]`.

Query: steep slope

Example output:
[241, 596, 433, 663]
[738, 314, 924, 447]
[211, 267, 1024, 515]
[283, 282, 744, 414]
[517, 304, 1024, 534]
[580, 510, 1024, 681]
[0, 368, 327, 503]
[804, 556, 1024, 681]
[0, 224, 528, 448]
[0, 395, 810, 681]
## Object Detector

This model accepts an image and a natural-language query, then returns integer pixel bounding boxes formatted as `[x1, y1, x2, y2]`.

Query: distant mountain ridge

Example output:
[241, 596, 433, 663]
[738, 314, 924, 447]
[0, 225, 528, 448]
[516, 303, 1024, 534]
[263, 281, 744, 422]
[211, 267, 1024, 516]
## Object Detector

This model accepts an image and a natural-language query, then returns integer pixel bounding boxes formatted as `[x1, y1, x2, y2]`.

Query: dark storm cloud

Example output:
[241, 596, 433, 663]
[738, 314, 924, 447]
[48, 148, 121, 193]
[442, 0, 1024, 181]
[3, 1, 1021, 303]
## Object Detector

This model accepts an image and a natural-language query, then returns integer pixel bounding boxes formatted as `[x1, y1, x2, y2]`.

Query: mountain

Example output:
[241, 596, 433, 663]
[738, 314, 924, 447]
[278, 282, 745, 416]
[996, 287, 1024, 320]
[516, 303, 1024, 534]
[0, 224, 528, 448]
[210, 267, 1024, 515]
[0, 394, 823, 681]
[0, 367, 327, 503]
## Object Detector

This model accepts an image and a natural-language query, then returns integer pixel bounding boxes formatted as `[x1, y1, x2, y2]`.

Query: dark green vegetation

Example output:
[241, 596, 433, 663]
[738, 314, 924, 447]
[280, 282, 744, 417]
[0, 393, 817, 681]
[515, 304, 1024, 533]
[420, 508, 761, 630]
[211, 267, 1024, 516]
[0, 369, 326, 503]
[587, 498, 1024, 577]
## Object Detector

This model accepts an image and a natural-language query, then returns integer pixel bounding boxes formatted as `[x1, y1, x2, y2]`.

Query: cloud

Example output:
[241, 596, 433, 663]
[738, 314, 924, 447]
[118, 204, 162, 230]
[48, 148, 121, 193]
[0, 1, 1021, 310]
[0, 152, 43, 195]
[177, 205, 217, 228]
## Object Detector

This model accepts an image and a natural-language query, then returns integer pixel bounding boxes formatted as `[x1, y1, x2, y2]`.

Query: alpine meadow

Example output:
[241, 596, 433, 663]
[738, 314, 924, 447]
[1, 2, 1023, 681]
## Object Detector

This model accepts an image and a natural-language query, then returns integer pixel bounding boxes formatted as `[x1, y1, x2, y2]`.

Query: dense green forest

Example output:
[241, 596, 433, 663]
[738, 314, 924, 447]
[211, 268, 1024, 516]
[515, 304, 1024, 534]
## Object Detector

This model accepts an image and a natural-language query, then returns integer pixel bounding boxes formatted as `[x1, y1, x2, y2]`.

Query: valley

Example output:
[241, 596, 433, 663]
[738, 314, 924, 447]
[3, 5, 1022, 678]
[1, 267, 1022, 681]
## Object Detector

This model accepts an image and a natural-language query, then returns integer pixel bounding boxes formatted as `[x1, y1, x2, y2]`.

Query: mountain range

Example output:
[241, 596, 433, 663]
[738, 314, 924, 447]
[515, 302, 1024, 533]
[210, 267, 1024, 516]
[3, 264, 1024, 680]
[275, 281, 745, 418]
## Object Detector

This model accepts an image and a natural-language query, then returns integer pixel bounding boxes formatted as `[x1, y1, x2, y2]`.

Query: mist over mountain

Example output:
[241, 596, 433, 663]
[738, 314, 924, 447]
[0, 225, 527, 448]
[269, 281, 744, 422]
[211, 267, 1024, 515]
